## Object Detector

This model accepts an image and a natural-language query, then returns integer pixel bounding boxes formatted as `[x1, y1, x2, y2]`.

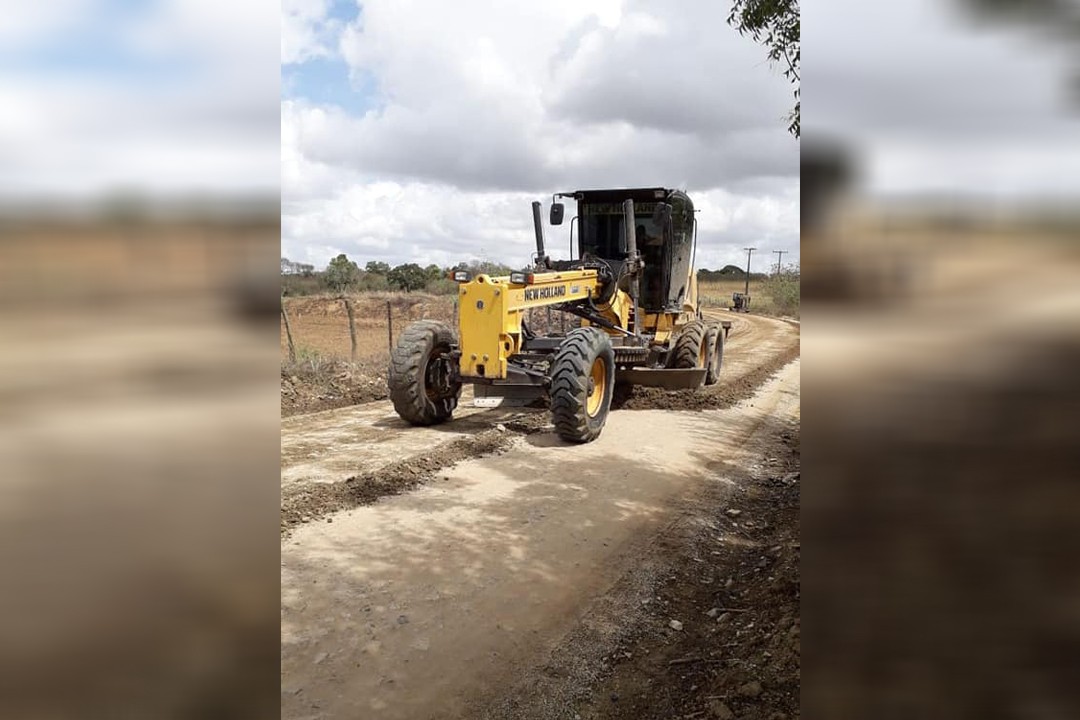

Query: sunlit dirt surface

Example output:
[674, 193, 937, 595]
[0, 221, 280, 718]
[802, 222, 1080, 719]
[280, 313, 800, 719]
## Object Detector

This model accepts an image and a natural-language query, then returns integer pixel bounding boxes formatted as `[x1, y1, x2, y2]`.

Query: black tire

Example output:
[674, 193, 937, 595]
[388, 320, 462, 426]
[671, 319, 708, 369]
[704, 324, 724, 385]
[549, 327, 615, 443]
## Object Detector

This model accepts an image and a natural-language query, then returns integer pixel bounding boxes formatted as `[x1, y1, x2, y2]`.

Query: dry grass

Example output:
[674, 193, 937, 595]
[280, 292, 456, 365]
[698, 278, 758, 306]
[280, 279, 800, 368]
[699, 278, 797, 316]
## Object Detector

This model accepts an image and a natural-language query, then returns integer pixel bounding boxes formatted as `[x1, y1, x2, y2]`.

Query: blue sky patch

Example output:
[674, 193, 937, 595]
[282, 0, 374, 114]
[0, 0, 196, 85]
[282, 57, 378, 115]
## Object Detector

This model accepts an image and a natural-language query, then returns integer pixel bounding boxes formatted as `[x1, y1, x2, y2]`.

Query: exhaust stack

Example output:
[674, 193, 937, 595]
[623, 199, 642, 336]
[531, 201, 548, 268]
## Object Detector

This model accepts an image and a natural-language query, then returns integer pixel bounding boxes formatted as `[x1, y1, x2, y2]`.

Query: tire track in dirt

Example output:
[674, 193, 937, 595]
[616, 312, 799, 411]
[280, 414, 548, 536]
[615, 342, 800, 412]
[280, 314, 798, 534]
[281, 361, 800, 720]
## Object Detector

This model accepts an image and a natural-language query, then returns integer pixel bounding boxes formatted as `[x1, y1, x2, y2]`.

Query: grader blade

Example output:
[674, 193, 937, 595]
[471, 382, 545, 408]
[616, 367, 707, 390]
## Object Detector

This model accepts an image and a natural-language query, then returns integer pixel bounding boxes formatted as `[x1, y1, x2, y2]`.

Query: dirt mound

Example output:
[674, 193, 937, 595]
[615, 343, 801, 411]
[280, 361, 389, 417]
[281, 418, 549, 535]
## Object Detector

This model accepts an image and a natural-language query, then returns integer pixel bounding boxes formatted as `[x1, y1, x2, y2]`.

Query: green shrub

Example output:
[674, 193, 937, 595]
[763, 270, 800, 317]
[425, 277, 459, 295]
[356, 272, 389, 292]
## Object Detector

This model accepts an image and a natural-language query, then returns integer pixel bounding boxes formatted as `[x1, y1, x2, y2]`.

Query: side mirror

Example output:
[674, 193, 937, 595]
[652, 202, 672, 227]
[549, 202, 565, 225]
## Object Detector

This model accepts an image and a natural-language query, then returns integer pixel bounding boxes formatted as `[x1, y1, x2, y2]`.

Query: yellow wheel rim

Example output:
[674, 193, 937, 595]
[699, 340, 708, 368]
[586, 357, 607, 417]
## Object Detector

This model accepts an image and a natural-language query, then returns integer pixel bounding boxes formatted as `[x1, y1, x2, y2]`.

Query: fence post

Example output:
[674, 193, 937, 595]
[281, 297, 296, 363]
[386, 300, 393, 351]
[343, 296, 358, 361]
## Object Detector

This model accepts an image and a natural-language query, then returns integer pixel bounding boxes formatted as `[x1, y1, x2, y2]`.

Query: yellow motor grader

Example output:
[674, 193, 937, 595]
[388, 187, 726, 443]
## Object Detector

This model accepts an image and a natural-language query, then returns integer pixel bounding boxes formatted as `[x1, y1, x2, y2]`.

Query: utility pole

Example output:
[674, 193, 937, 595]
[743, 247, 756, 296]
[773, 249, 787, 276]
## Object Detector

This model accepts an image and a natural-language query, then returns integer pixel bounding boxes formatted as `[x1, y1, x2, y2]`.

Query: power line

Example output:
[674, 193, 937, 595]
[743, 247, 756, 296]
[773, 249, 787, 276]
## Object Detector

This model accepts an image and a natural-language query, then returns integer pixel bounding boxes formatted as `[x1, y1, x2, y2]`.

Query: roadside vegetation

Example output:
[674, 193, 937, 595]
[279, 254, 799, 415]
[698, 264, 801, 319]
[281, 255, 514, 297]
[283, 254, 799, 317]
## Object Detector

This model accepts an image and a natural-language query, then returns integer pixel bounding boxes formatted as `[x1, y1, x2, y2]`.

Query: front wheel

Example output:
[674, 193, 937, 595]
[388, 320, 462, 426]
[549, 327, 615, 443]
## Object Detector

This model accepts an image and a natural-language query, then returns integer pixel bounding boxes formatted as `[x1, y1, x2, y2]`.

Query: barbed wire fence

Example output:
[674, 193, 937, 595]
[281, 294, 586, 367]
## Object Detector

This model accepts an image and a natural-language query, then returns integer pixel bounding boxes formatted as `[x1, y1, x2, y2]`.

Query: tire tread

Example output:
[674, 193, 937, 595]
[549, 327, 614, 443]
[388, 320, 460, 426]
[672, 319, 708, 369]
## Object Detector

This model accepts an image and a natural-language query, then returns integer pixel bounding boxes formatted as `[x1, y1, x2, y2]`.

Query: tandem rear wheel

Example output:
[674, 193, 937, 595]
[672, 319, 724, 385]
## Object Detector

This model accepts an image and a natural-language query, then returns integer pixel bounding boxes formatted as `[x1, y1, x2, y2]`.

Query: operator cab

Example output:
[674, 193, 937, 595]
[550, 187, 695, 313]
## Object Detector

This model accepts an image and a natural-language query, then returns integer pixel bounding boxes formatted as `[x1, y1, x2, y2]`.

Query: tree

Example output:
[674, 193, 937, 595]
[387, 263, 429, 292]
[456, 260, 515, 277]
[424, 264, 444, 283]
[282, 257, 316, 276]
[764, 263, 800, 316]
[365, 260, 391, 276]
[728, 0, 800, 138]
[323, 254, 361, 293]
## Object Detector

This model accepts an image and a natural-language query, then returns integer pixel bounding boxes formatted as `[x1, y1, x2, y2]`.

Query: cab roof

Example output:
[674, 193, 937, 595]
[559, 187, 672, 204]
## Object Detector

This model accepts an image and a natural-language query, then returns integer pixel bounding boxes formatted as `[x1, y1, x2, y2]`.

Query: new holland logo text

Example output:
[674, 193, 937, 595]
[524, 285, 567, 301]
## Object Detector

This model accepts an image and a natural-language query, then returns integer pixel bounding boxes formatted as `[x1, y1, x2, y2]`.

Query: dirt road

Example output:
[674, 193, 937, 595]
[280, 312, 792, 490]
[281, 313, 799, 719]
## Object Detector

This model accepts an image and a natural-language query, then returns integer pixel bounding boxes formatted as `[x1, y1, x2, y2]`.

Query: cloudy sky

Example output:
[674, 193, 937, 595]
[282, 0, 800, 272]
[806, 0, 1080, 201]
[0, 1, 278, 202]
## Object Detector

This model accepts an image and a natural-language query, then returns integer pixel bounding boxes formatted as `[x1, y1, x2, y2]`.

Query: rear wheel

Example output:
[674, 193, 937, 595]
[671, 319, 708, 369]
[549, 327, 615, 443]
[704, 324, 724, 385]
[388, 320, 462, 426]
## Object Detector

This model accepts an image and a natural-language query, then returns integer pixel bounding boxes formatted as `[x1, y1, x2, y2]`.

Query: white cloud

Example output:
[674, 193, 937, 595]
[283, 0, 799, 270]
[281, 181, 539, 269]
[281, 0, 336, 65]
[0, 0, 94, 50]
[868, 140, 1080, 201]
[806, 0, 1080, 198]
[279, 176, 799, 272]
[0, 1, 279, 200]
